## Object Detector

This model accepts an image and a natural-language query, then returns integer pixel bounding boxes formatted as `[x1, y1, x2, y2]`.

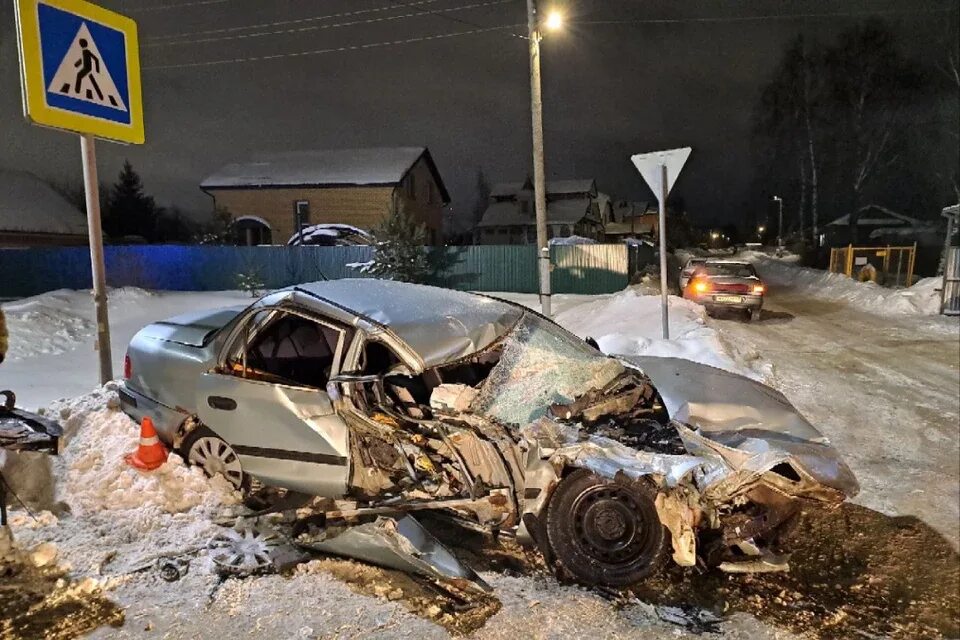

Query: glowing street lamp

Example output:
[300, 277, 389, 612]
[544, 9, 564, 31]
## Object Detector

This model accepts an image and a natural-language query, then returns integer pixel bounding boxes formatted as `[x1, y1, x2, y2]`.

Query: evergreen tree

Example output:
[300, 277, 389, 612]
[364, 206, 430, 283]
[104, 160, 160, 241]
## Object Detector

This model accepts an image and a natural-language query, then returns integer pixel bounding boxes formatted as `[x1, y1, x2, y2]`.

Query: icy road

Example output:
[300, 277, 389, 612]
[713, 288, 960, 548]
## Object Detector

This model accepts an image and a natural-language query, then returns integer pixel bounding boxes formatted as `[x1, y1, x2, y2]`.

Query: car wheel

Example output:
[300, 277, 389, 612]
[546, 469, 669, 586]
[748, 308, 761, 322]
[181, 425, 249, 492]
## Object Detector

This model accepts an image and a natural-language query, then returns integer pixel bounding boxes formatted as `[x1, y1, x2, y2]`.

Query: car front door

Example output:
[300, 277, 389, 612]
[196, 307, 353, 497]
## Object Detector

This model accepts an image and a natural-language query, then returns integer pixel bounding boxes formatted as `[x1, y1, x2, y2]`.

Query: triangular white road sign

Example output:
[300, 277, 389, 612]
[47, 23, 127, 112]
[630, 148, 691, 205]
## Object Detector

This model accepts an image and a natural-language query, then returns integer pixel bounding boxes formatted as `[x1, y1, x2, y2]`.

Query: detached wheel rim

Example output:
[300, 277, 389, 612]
[572, 485, 649, 564]
[188, 436, 244, 489]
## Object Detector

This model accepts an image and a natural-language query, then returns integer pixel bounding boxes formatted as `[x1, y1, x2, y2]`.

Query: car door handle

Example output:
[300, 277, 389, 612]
[208, 396, 237, 411]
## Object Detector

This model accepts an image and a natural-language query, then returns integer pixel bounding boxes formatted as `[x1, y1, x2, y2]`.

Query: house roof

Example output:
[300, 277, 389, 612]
[0, 169, 87, 236]
[827, 205, 923, 227]
[200, 147, 450, 202]
[604, 221, 654, 236]
[477, 197, 593, 227]
[490, 179, 597, 198]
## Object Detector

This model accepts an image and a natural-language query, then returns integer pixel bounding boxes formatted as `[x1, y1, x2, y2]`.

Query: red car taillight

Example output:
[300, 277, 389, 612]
[692, 279, 710, 294]
[124, 353, 132, 380]
[752, 284, 765, 295]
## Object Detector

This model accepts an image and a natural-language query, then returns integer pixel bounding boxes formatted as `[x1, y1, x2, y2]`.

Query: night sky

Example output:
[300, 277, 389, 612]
[1, 0, 956, 230]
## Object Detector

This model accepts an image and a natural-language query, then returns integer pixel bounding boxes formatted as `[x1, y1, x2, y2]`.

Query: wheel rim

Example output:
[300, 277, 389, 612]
[571, 484, 652, 566]
[188, 436, 244, 489]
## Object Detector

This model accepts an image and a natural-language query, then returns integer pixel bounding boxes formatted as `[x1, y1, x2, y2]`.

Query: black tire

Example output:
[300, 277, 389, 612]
[546, 469, 670, 586]
[180, 425, 250, 493]
[749, 308, 761, 322]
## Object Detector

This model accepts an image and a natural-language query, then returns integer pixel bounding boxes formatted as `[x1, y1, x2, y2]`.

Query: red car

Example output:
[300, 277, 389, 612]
[683, 260, 765, 321]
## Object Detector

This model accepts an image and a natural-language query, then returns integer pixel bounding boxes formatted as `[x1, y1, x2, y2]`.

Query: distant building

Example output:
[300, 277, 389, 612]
[603, 200, 657, 242]
[200, 147, 450, 246]
[475, 178, 604, 244]
[824, 205, 941, 248]
[0, 169, 87, 248]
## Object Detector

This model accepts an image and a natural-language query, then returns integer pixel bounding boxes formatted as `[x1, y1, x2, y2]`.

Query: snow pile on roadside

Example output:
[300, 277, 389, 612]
[553, 288, 760, 378]
[54, 390, 239, 516]
[744, 252, 943, 315]
[1, 290, 94, 361]
[10, 386, 240, 575]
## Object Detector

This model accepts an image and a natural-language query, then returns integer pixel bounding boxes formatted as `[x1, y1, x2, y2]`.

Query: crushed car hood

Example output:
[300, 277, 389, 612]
[620, 356, 859, 498]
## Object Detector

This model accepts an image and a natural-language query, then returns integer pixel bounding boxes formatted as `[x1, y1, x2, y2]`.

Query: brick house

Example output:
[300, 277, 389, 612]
[0, 169, 87, 248]
[200, 147, 449, 245]
[475, 178, 605, 244]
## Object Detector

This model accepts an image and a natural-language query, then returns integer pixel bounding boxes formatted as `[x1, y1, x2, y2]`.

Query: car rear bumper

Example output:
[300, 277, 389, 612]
[119, 384, 185, 445]
[687, 293, 763, 311]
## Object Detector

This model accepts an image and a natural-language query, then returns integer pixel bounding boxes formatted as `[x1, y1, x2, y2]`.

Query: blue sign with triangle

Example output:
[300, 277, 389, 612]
[16, 0, 144, 144]
[38, 3, 131, 125]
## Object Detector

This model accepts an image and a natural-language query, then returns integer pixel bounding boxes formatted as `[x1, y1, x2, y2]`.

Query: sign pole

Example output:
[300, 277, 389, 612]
[630, 147, 691, 341]
[80, 133, 113, 383]
[658, 164, 669, 340]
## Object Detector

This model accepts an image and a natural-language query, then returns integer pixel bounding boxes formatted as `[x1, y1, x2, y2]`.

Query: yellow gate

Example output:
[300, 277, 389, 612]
[828, 243, 917, 287]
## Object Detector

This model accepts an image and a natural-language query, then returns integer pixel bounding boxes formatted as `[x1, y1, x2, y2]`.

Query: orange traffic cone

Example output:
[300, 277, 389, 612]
[125, 417, 168, 471]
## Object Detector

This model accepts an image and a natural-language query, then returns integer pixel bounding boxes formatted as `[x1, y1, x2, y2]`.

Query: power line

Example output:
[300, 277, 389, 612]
[143, 23, 523, 70]
[145, 0, 518, 48]
[578, 7, 956, 26]
[146, 0, 445, 42]
[386, 0, 526, 40]
[125, 0, 233, 13]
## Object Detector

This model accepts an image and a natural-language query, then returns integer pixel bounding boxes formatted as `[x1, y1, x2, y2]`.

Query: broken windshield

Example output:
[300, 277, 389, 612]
[470, 313, 625, 426]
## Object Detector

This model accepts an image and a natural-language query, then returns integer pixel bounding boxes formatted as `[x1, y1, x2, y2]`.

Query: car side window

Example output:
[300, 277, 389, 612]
[228, 310, 349, 389]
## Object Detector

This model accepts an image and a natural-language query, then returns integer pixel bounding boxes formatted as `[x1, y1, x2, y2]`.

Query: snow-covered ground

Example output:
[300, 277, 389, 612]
[1, 263, 957, 638]
[0, 288, 252, 410]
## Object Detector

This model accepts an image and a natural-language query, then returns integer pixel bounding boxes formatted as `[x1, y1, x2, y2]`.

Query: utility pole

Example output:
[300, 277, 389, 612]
[526, 0, 551, 316]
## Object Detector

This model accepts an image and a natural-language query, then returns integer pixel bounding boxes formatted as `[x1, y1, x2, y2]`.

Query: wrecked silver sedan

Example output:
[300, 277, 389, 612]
[120, 279, 858, 587]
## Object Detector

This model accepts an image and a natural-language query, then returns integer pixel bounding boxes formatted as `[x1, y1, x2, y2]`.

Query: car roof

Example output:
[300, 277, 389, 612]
[291, 279, 523, 368]
[702, 259, 752, 266]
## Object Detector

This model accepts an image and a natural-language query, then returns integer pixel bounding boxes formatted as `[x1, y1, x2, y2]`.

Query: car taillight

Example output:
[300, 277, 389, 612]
[124, 353, 132, 379]
[752, 284, 765, 295]
[693, 280, 710, 294]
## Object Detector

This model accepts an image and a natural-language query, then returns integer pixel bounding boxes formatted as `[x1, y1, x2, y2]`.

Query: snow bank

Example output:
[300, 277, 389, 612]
[1, 290, 94, 361]
[548, 235, 597, 245]
[9, 386, 240, 575]
[743, 252, 943, 315]
[552, 288, 758, 377]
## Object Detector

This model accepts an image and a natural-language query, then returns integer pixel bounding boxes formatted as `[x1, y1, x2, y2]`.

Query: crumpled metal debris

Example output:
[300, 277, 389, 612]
[0, 391, 62, 454]
[293, 514, 491, 593]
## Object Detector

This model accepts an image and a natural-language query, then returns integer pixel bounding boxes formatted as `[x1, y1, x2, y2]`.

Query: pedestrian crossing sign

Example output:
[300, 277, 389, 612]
[15, 0, 144, 144]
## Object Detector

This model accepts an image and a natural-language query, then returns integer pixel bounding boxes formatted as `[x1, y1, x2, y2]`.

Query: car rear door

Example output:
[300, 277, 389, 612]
[196, 307, 353, 497]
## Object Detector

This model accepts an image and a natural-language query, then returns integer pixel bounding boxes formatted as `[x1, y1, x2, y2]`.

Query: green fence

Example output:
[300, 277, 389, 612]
[0, 244, 641, 299]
